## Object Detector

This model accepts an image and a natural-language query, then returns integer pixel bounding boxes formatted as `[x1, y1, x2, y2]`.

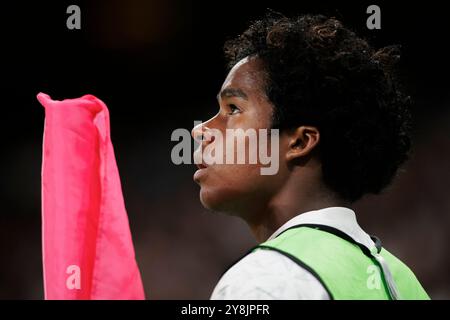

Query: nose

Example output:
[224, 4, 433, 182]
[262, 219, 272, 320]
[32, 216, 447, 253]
[191, 123, 203, 142]
[191, 123, 215, 144]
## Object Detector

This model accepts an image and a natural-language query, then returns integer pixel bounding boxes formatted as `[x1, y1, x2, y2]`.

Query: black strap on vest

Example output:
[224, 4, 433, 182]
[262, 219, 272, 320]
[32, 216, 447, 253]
[276, 223, 382, 257]
[219, 241, 335, 299]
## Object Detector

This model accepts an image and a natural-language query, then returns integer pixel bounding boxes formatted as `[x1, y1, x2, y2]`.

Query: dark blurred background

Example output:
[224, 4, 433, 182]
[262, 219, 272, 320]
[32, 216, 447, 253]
[0, 0, 449, 299]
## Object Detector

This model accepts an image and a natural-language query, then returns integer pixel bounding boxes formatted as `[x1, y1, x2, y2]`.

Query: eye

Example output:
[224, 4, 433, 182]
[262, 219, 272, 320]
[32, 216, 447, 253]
[228, 104, 241, 115]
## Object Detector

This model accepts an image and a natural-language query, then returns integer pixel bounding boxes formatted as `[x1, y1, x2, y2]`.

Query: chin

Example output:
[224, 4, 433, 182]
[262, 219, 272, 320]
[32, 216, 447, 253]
[199, 188, 220, 210]
[199, 187, 238, 215]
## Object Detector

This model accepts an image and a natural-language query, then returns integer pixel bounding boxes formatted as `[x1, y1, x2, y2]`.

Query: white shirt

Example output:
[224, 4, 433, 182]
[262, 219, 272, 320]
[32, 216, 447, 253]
[210, 207, 376, 300]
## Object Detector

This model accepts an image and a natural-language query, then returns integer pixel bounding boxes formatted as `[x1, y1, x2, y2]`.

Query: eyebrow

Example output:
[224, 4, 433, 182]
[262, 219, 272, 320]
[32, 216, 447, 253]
[217, 87, 248, 101]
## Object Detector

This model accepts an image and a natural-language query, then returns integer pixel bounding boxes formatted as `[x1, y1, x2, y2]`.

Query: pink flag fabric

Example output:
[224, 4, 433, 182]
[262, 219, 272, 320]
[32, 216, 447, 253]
[37, 92, 145, 300]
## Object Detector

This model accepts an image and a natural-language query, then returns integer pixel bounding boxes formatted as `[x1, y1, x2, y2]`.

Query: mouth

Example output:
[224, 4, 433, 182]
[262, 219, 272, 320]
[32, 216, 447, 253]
[193, 163, 208, 183]
[196, 163, 208, 170]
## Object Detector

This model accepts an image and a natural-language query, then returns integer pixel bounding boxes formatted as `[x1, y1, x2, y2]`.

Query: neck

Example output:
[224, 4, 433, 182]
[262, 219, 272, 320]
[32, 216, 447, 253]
[244, 174, 351, 243]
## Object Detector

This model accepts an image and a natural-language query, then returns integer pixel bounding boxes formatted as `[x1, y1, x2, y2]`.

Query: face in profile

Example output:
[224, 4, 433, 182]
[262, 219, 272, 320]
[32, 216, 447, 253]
[191, 57, 290, 218]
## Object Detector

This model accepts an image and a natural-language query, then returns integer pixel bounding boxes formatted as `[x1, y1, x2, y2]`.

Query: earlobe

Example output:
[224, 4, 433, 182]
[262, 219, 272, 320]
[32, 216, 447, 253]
[285, 126, 320, 162]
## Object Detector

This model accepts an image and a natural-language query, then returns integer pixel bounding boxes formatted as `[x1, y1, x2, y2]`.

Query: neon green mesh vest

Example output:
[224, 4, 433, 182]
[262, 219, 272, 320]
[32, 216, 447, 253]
[254, 225, 430, 300]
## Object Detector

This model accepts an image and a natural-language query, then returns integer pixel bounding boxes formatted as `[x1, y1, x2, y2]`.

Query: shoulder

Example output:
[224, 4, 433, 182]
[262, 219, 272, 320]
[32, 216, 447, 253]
[210, 248, 330, 300]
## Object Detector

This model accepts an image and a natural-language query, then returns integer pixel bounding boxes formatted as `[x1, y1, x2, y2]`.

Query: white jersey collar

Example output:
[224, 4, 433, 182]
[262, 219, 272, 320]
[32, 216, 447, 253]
[267, 207, 375, 251]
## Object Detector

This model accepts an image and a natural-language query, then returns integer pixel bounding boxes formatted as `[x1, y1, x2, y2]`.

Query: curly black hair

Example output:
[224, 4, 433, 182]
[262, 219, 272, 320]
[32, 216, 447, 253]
[224, 13, 412, 202]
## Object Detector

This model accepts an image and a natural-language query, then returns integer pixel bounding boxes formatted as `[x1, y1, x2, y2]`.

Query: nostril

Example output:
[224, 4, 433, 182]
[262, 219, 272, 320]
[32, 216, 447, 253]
[192, 125, 215, 143]
[202, 129, 216, 143]
[192, 123, 218, 144]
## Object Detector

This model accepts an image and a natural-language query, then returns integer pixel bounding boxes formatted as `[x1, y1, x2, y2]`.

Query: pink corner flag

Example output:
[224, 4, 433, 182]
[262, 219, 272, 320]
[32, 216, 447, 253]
[37, 93, 145, 300]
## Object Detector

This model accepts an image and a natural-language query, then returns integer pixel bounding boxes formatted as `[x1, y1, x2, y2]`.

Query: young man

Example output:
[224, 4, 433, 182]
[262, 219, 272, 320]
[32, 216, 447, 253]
[191, 14, 429, 299]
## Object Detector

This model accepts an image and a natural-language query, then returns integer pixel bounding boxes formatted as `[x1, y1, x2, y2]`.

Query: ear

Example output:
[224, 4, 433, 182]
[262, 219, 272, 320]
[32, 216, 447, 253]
[286, 126, 320, 162]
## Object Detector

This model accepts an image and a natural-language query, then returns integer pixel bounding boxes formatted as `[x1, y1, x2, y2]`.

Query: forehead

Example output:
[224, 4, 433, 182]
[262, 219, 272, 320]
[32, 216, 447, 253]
[221, 57, 266, 94]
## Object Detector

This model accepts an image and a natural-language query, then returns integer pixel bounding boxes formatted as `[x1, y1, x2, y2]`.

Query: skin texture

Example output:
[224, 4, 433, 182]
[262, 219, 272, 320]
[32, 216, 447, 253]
[192, 56, 349, 242]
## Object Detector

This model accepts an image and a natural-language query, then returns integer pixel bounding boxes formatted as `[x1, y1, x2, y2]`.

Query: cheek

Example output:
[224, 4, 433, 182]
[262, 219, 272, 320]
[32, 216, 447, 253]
[197, 107, 285, 212]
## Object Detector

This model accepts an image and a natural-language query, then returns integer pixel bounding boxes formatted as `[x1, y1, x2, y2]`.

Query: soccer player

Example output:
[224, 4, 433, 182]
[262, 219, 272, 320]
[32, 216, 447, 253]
[191, 13, 429, 299]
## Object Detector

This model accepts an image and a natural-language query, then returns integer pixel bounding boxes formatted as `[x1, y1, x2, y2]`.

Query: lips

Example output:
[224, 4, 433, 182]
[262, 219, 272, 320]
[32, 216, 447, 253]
[193, 164, 208, 183]
[193, 157, 209, 184]
[196, 163, 208, 170]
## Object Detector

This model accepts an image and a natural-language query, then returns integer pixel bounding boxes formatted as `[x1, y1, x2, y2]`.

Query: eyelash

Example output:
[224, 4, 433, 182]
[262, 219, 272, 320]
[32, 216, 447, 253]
[228, 104, 241, 115]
